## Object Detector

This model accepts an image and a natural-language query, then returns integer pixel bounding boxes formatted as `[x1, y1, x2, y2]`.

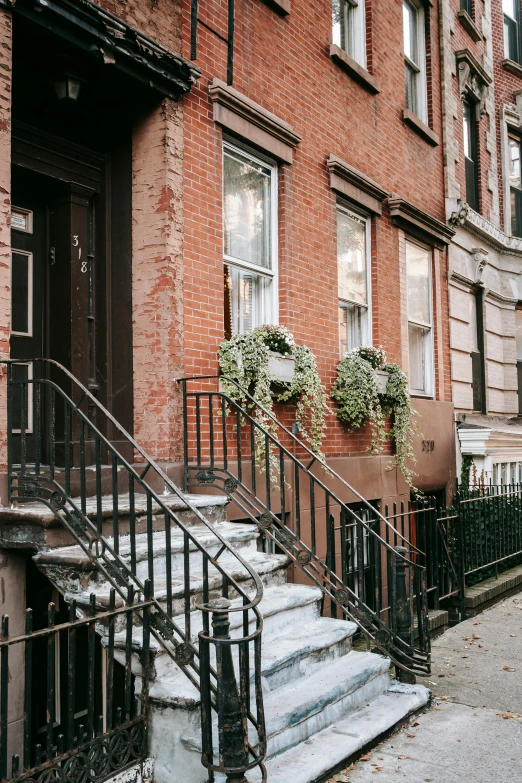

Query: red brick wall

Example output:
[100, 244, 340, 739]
[179, 0, 451, 460]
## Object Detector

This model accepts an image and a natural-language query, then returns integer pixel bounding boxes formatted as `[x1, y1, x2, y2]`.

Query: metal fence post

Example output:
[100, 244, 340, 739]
[210, 598, 249, 783]
[454, 492, 467, 622]
[394, 546, 416, 684]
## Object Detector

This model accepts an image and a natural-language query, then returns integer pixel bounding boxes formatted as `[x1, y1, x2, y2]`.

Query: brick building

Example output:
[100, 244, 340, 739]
[442, 0, 522, 483]
[0, 2, 458, 782]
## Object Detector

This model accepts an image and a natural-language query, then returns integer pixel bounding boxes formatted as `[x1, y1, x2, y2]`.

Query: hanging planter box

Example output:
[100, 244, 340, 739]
[374, 370, 389, 395]
[268, 351, 296, 384]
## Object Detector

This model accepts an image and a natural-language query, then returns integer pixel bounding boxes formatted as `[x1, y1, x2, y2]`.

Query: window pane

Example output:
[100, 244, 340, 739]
[503, 0, 516, 19]
[337, 210, 367, 305]
[469, 294, 479, 352]
[405, 62, 417, 114]
[225, 265, 272, 336]
[11, 362, 33, 433]
[463, 102, 472, 160]
[339, 303, 367, 356]
[224, 150, 272, 269]
[406, 241, 431, 325]
[509, 137, 521, 189]
[408, 323, 429, 394]
[12, 251, 31, 335]
[403, 1, 416, 64]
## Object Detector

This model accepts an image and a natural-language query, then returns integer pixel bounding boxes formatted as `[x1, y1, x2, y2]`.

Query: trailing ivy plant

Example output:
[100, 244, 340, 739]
[218, 325, 329, 467]
[331, 347, 418, 488]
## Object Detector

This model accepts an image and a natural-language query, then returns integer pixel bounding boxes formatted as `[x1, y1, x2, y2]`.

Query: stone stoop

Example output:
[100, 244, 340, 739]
[26, 492, 430, 783]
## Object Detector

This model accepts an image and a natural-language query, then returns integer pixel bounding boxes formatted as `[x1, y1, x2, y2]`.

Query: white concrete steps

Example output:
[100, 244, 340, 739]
[35, 520, 260, 579]
[31, 488, 431, 783]
[181, 650, 393, 762]
[245, 683, 429, 783]
[65, 549, 289, 617]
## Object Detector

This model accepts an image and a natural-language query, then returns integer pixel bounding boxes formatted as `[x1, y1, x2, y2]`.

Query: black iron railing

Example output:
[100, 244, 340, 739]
[0, 587, 150, 783]
[378, 485, 522, 622]
[383, 498, 460, 609]
[179, 375, 431, 677]
[4, 360, 267, 783]
[457, 483, 522, 583]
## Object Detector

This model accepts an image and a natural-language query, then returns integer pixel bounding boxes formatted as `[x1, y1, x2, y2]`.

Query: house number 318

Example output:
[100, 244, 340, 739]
[422, 440, 435, 452]
[72, 235, 87, 272]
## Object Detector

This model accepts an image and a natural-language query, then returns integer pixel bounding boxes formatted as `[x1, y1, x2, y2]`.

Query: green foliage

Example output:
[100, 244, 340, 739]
[460, 455, 473, 489]
[218, 325, 329, 464]
[331, 347, 418, 488]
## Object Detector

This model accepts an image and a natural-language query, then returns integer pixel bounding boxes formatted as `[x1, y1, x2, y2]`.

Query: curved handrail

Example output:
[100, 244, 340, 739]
[177, 374, 422, 556]
[4, 358, 267, 779]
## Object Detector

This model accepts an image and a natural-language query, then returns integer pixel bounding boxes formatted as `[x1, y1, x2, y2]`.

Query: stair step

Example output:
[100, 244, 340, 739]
[69, 551, 289, 616]
[243, 682, 430, 783]
[34, 521, 259, 578]
[3, 491, 228, 527]
[146, 615, 357, 691]
[181, 650, 392, 760]
[112, 584, 325, 666]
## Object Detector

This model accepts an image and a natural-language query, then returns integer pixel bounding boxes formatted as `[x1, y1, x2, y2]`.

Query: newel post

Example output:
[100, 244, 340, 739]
[394, 546, 416, 684]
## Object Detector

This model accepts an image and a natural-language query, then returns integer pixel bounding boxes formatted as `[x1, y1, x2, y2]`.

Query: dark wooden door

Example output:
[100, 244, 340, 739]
[10, 182, 46, 462]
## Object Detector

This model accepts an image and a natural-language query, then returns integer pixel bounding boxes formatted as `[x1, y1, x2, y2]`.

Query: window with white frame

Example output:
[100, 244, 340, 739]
[332, 0, 366, 67]
[403, 0, 427, 123]
[503, 0, 521, 63]
[223, 143, 277, 336]
[337, 206, 371, 357]
[406, 239, 433, 396]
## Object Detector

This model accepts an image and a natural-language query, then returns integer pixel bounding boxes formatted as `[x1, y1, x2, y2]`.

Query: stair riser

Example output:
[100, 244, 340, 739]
[261, 635, 353, 693]
[41, 561, 288, 635]
[160, 668, 391, 772]
[129, 536, 258, 581]
[265, 670, 390, 759]
[115, 597, 325, 683]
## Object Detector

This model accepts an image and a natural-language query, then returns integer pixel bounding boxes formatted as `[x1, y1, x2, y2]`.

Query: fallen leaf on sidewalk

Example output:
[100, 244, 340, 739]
[398, 755, 409, 759]
[406, 733, 416, 738]
[503, 665, 516, 671]
[497, 711, 522, 720]
[472, 633, 480, 639]
[360, 754, 372, 761]
[457, 739, 461, 742]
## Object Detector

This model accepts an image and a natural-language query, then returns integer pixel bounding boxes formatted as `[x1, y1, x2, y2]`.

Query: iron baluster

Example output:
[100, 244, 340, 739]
[23, 609, 33, 770]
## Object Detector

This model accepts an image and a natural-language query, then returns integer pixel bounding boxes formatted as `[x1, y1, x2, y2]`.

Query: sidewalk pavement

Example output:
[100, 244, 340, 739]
[332, 592, 522, 782]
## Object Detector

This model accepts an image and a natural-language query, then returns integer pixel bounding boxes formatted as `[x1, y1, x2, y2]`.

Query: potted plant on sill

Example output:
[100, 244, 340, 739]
[218, 324, 329, 462]
[331, 346, 418, 488]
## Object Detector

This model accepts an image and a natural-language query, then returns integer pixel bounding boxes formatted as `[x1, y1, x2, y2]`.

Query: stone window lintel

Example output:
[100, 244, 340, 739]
[209, 78, 301, 164]
[327, 155, 388, 215]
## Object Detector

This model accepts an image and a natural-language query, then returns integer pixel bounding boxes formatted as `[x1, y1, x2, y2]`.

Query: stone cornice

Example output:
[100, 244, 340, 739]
[455, 48, 491, 118]
[455, 49, 492, 87]
[0, 0, 200, 99]
[327, 155, 388, 215]
[387, 196, 455, 247]
[209, 79, 301, 164]
[450, 201, 522, 256]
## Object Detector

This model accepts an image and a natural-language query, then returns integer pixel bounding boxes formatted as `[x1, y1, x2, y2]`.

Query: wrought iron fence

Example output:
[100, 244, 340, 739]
[382, 499, 460, 609]
[5, 359, 267, 782]
[375, 486, 522, 622]
[179, 375, 431, 677]
[456, 483, 522, 583]
[0, 587, 150, 783]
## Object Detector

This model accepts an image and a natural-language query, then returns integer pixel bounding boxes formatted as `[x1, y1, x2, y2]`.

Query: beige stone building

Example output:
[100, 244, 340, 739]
[441, 0, 522, 484]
